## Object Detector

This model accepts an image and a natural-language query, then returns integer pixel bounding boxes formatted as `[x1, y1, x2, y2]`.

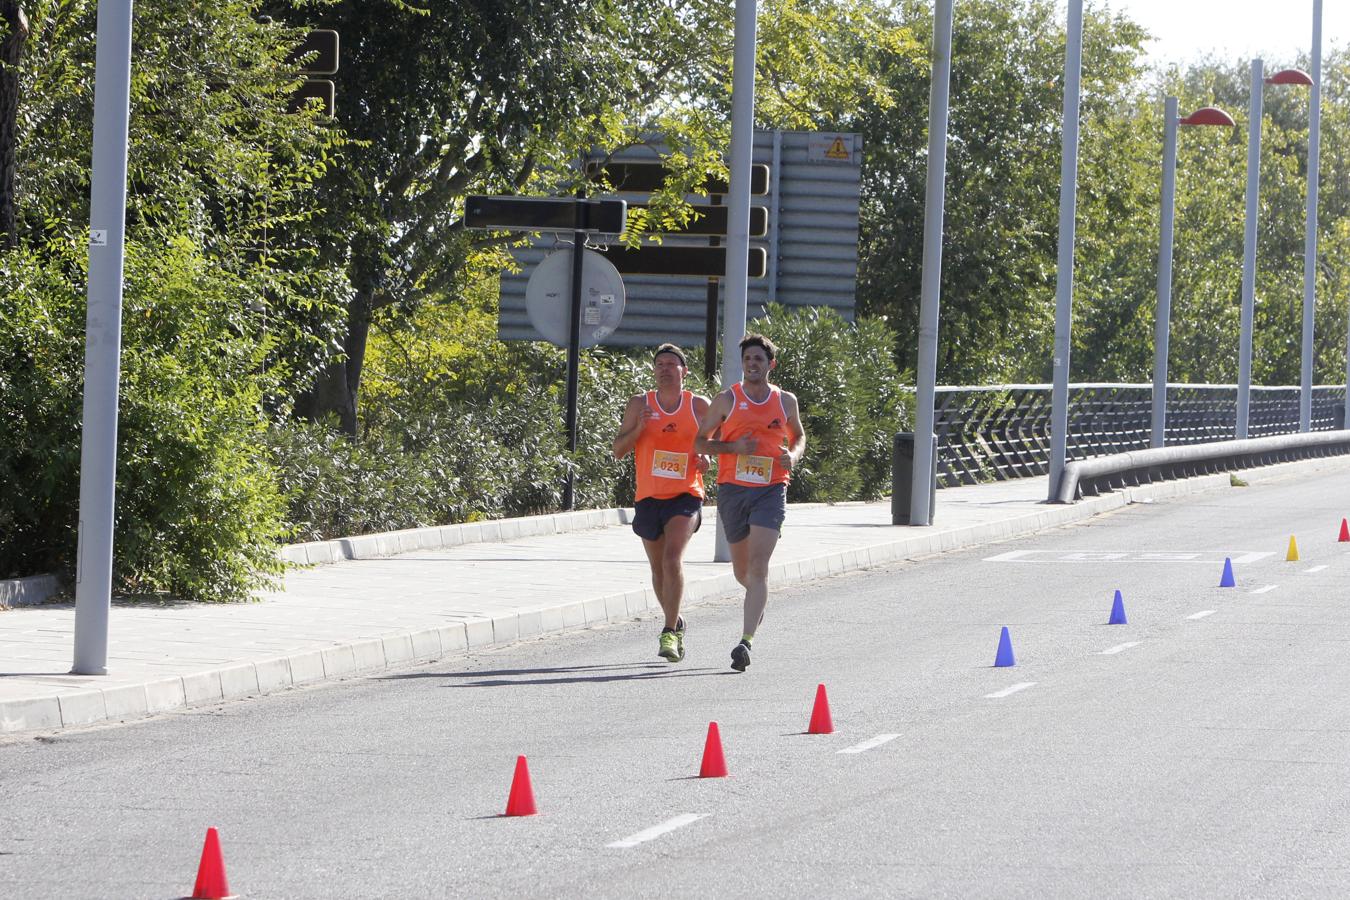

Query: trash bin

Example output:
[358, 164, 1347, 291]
[891, 432, 937, 525]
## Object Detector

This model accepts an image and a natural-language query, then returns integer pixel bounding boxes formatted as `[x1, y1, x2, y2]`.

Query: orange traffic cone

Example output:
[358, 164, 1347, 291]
[807, 683, 834, 734]
[1339, 518, 1349, 543]
[699, 722, 728, 778]
[190, 827, 234, 900]
[504, 755, 537, 817]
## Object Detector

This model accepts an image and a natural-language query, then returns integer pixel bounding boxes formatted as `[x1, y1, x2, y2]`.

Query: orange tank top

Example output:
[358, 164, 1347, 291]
[634, 390, 705, 501]
[717, 383, 791, 487]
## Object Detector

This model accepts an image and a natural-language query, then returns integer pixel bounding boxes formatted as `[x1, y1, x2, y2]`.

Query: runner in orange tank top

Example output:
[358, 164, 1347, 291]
[612, 344, 710, 662]
[695, 333, 806, 672]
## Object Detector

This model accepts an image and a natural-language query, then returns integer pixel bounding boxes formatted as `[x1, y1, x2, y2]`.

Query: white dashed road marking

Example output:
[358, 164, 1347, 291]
[984, 550, 1275, 564]
[1251, 584, 1279, 594]
[1305, 565, 1329, 574]
[983, 550, 1036, 562]
[1186, 610, 1217, 620]
[838, 734, 901, 755]
[1101, 641, 1141, 655]
[608, 814, 707, 849]
[985, 682, 1037, 699]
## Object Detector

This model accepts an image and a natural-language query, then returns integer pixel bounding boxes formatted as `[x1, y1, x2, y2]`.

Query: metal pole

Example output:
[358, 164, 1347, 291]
[909, 0, 954, 527]
[1238, 61, 1264, 440]
[72, 0, 135, 676]
[715, 0, 757, 562]
[1300, 0, 1322, 431]
[1151, 98, 1179, 449]
[561, 226, 584, 512]
[1048, 0, 1084, 499]
[704, 194, 722, 382]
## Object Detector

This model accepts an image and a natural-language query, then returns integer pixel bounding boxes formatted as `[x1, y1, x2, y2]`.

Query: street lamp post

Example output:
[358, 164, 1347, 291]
[72, 0, 135, 676]
[1238, 63, 1313, 440]
[1300, 0, 1323, 432]
[1047, 0, 1084, 500]
[909, 0, 955, 527]
[1151, 101, 1235, 448]
[713, 0, 758, 562]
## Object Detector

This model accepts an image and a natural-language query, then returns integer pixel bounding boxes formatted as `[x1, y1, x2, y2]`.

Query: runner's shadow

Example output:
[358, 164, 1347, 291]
[379, 662, 664, 680]
[453, 668, 737, 687]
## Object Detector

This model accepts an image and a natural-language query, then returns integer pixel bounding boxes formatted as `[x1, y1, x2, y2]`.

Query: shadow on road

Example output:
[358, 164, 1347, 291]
[379, 661, 738, 687]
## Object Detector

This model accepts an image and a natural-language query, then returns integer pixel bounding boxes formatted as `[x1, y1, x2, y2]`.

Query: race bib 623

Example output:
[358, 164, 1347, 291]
[652, 449, 689, 480]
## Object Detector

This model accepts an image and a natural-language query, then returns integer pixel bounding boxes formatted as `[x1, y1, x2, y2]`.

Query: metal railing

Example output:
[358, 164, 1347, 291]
[921, 383, 1348, 488]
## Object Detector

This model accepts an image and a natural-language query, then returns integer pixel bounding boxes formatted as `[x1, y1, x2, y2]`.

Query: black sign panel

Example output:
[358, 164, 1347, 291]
[288, 80, 334, 116]
[464, 196, 627, 233]
[288, 30, 339, 75]
[601, 246, 767, 279]
[587, 162, 770, 196]
[631, 204, 769, 237]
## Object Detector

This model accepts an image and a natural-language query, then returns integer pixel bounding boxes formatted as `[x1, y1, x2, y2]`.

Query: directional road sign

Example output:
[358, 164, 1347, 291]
[628, 204, 768, 237]
[464, 196, 627, 234]
[601, 246, 767, 279]
[586, 161, 770, 196]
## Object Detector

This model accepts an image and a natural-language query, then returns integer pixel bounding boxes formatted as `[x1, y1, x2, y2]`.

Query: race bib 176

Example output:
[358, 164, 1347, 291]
[735, 454, 773, 484]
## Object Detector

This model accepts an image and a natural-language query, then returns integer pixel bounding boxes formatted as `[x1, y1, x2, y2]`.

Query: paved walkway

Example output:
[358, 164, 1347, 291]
[3, 460, 1342, 735]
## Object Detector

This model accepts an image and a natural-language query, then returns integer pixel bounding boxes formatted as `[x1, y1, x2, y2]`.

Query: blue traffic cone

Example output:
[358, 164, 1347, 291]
[1219, 557, 1235, 588]
[1108, 589, 1127, 625]
[993, 626, 1016, 667]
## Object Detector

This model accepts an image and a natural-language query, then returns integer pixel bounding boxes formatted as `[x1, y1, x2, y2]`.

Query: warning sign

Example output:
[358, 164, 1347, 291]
[808, 133, 855, 163]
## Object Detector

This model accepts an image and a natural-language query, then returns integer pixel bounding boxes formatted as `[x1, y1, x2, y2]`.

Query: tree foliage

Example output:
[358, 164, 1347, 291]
[0, 0, 344, 598]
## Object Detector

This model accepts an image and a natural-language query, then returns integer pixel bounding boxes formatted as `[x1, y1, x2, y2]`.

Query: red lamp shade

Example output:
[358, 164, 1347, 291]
[1266, 68, 1314, 86]
[1179, 106, 1236, 127]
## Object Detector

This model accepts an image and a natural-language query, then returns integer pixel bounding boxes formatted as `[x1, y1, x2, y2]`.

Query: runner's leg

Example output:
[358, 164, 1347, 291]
[658, 513, 698, 629]
[641, 536, 672, 626]
[738, 524, 779, 639]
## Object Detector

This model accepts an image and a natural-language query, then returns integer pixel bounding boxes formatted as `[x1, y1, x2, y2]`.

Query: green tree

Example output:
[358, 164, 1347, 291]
[0, 0, 344, 598]
[856, 0, 1151, 384]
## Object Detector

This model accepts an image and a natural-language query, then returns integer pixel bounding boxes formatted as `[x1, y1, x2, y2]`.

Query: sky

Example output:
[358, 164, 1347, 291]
[1100, 0, 1350, 67]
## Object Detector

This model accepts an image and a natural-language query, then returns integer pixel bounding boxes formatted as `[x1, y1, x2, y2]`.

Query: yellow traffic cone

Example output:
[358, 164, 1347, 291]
[1286, 535, 1300, 562]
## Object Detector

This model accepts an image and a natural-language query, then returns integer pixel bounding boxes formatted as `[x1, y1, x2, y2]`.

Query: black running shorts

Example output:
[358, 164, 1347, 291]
[632, 493, 704, 542]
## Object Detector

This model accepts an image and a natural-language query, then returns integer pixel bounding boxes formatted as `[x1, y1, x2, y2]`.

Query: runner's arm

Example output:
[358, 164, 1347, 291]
[611, 395, 648, 459]
[778, 391, 807, 469]
[692, 395, 713, 471]
[694, 391, 753, 455]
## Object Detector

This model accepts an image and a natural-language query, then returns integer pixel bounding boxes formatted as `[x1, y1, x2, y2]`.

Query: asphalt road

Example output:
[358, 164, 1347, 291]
[3, 469, 1349, 898]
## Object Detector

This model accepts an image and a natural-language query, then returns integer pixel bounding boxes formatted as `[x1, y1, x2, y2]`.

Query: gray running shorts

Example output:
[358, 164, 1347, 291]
[716, 482, 787, 544]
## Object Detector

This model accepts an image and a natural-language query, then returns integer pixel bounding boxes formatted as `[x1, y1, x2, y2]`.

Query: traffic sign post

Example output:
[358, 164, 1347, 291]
[501, 133, 862, 348]
[584, 158, 770, 378]
[466, 193, 629, 510]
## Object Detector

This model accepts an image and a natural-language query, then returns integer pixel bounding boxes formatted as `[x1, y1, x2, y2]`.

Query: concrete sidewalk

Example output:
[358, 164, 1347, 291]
[3, 458, 1344, 735]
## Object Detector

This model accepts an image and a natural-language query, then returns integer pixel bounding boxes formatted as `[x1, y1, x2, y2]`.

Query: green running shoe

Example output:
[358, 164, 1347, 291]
[675, 616, 687, 662]
[658, 630, 680, 661]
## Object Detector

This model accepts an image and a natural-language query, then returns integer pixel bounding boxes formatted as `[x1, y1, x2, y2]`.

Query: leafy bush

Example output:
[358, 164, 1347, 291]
[753, 304, 910, 502]
[272, 328, 673, 539]
[271, 298, 907, 540]
[0, 238, 291, 601]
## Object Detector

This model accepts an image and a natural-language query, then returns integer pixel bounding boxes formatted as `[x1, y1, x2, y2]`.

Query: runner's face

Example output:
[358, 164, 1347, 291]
[653, 352, 686, 388]
[741, 346, 774, 383]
